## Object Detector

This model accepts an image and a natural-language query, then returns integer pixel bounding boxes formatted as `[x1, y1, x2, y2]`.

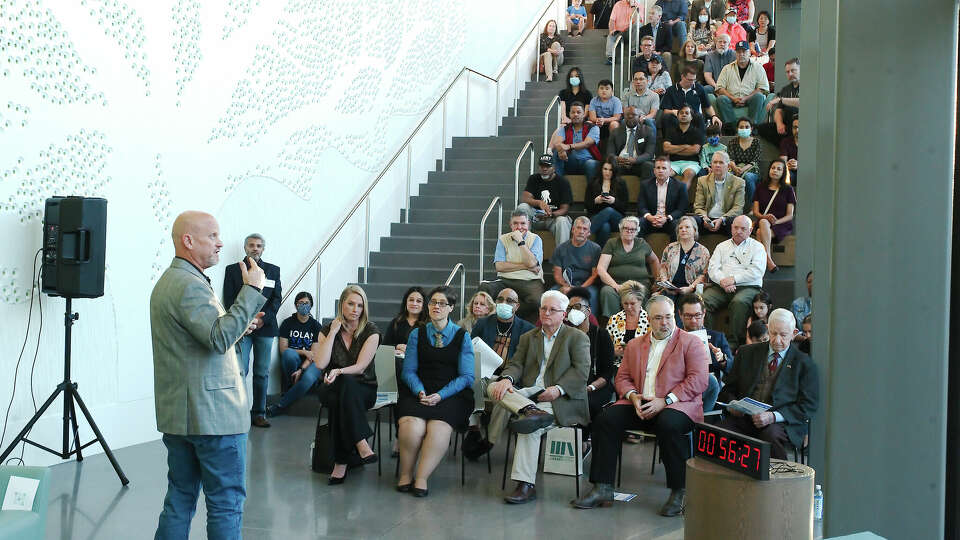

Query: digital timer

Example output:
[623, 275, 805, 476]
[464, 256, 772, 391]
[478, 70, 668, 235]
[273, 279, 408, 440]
[693, 423, 771, 480]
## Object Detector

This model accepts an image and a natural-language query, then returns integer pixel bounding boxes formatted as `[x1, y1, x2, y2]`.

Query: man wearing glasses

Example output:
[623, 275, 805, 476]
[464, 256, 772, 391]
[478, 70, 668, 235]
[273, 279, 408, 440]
[677, 293, 733, 412]
[487, 290, 591, 504]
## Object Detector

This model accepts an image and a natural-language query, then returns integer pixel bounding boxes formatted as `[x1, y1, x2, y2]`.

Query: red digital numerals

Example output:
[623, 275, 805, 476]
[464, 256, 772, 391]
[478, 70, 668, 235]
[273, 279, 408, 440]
[696, 429, 759, 471]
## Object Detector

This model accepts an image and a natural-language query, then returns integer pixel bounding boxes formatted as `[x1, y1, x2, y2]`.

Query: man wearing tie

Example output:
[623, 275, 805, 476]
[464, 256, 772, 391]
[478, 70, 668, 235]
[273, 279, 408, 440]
[607, 106, 656, 179]
[717, 308, 819, 459]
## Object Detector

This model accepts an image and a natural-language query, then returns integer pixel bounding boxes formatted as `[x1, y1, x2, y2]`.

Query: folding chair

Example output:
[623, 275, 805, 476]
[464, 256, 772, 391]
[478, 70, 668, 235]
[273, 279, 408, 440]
[370, 345, 398, 476]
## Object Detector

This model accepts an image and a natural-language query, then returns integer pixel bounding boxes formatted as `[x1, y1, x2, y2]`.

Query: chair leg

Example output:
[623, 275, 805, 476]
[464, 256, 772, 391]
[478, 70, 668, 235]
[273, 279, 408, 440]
[482, 415, 492, 474]
[617, 439, 623, 488]
[501, 433, 513, 490]
[453, 433, 458, 456]
[650, 438, 657, 475]
[375, 410, 382, 476]
[461, 432, 466, 487]
[574, 427, 580, 498]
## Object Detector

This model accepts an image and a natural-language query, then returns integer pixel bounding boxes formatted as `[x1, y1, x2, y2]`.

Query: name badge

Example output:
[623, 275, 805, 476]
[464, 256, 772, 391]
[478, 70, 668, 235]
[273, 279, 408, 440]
[637, 138, 645, 144]
[264, 279, 276, 289]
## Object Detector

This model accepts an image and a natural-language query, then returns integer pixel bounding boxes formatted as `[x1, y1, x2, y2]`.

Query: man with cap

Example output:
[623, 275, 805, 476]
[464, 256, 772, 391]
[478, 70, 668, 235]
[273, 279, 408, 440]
[549, 101, 602, 181]
[516, 154, 574, 247]
[714, 40, 769, 124]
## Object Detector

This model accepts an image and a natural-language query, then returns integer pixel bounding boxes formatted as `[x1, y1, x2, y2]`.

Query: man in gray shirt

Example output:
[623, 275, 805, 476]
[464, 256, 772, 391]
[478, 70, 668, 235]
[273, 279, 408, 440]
[703, 34, 735, 93]
[622, 71, 659, 136]
[550, 216, 602, 313]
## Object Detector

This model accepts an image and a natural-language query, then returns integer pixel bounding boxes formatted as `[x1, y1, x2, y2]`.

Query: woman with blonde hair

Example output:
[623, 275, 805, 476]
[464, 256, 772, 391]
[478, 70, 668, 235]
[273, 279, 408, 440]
[457, 290, 494, 332]
[604, 280, 651, 364]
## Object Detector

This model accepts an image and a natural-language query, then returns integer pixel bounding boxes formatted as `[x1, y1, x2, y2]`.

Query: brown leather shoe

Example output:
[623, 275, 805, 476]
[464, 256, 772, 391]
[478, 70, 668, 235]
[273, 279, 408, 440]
[508, 406, 555, 434]
[251, 415, 271, 428]
[504, 481, 537, 504]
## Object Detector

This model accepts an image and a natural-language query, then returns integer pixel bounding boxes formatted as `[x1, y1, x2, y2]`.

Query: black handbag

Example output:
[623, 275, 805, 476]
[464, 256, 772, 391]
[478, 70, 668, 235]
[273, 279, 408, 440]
[311, 409, 334, 473]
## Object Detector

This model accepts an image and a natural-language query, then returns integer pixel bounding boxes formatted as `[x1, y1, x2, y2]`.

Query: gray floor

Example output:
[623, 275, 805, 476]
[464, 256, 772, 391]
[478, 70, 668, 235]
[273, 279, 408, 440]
[44, 415, 686, 539]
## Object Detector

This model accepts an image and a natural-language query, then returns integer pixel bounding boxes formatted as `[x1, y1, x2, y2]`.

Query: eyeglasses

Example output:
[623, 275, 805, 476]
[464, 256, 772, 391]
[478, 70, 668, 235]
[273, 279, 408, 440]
[680, 312, 704, 319]
[539, 306, 566, 315]
[650, 314, 674, 322]
[496, 297, 519, 305]
[428, 300, 450, 308]
[620, 227, 638, 233]
[568, 303, 590, 312]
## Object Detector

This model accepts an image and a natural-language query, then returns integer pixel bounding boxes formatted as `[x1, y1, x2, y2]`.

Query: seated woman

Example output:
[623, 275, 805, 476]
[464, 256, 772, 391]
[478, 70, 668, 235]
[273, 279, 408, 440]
[266, 292, 323, 416]
[604, 280, 651, 366]
[457, 291, 494, 333]
[746, 290, 772, 330]
[565, 287, 615, 440]
[559, 67, 592, 124]
[751, 159, 796, 273]
[688, 7, 718, 58]
[672, 40, 705, 84]
[727, 116, 762, 213]
[655, 215, 710, 304]
[397, 286, 475, 497]
[646, 56, 673, 97]
[313, 285, 381, 484]
[539, 20, 564, 82]
[383, 286, 427, 456]
[597, 216, 661, 318]
[584, 157, 630, 248]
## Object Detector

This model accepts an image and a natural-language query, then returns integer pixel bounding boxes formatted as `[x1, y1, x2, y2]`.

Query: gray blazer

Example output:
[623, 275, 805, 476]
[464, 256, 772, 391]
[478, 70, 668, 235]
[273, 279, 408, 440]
[500, 324, 591, 427]
[151, 258, 266, 436]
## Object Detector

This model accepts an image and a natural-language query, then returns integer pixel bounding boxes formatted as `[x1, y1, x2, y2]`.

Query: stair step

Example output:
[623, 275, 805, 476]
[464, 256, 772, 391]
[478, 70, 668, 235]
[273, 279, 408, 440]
[445, 157, 526, 172]
[381, 236, 498, 253]
[407, 207, 514, 224]
[446, 147, 527, 159]
[366, 266, 484, 286]
[390, 222, 504, 238]
[418, 183, 516, 197]
[411, 194, 510, 210]
[451, 135, 532, 149]
[427, 170, 523, 184]
[370, 251, 486, 269]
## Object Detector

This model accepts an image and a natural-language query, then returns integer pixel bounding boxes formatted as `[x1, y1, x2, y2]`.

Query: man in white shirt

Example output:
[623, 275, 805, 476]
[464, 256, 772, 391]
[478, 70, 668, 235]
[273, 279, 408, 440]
[702, 215, 766, 349]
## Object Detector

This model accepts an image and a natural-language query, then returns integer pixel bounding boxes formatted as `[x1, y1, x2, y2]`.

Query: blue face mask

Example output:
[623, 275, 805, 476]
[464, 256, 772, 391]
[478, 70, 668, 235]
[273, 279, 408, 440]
[297, 303, 312, 316]
[495, 303, 514, 320]
[707, 136, 720, 145]
[698, 15, 708, 23]
[737, 128, 752, 138]
[569, 76, 581, 87]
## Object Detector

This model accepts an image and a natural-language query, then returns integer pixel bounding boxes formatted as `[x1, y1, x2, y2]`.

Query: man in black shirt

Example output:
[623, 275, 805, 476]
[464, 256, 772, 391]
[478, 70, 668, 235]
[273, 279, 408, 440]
[592, 0, 614, 30]
[759, 58, 800, 146]
[661, 105, 705, 189]
[516, 154, 574, 247]
[662, 65, 723, 132]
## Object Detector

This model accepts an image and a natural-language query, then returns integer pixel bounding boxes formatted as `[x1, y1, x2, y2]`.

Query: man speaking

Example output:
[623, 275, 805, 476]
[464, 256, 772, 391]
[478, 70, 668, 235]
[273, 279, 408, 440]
[150, 211, 266, 539]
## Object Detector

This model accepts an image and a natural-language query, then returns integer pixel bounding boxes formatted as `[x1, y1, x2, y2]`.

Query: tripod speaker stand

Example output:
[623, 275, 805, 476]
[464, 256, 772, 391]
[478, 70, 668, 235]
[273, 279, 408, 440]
[0, 297, 129, 485]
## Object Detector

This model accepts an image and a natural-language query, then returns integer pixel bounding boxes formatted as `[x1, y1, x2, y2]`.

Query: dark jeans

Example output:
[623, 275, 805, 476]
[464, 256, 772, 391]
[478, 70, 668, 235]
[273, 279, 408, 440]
[590, 404, 693, 489]
[156, 433, 247, 540]
[590, 207, 624, 247]
[640, 217, 678, 239]
[239, 335, 274, 416]
[553, 150, 600, 180]
[718, 414, 791, 459]
[275, 348, 323, 411]
[317, 375, 377, 463]
[584, 386, 615, 439]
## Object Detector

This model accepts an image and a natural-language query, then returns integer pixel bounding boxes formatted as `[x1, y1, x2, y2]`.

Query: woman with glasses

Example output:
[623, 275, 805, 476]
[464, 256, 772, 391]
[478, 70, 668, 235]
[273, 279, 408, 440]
[596, 215, 662, 318]
[396, 286, 475, 497]
[313, 285, 381, 485]
[266, 292, 323, 417]
[656, 216, 710, 306]
[605, 280, 651, 364]
[565, 287, 615, 440]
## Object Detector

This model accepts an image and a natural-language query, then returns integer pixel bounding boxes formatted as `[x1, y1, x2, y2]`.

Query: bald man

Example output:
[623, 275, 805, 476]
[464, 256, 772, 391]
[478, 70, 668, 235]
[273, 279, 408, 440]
[151, 211, 267, 539]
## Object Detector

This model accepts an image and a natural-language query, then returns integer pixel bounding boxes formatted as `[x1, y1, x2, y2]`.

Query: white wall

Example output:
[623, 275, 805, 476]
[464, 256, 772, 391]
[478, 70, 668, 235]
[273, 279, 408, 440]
[0, 0, 567, 466]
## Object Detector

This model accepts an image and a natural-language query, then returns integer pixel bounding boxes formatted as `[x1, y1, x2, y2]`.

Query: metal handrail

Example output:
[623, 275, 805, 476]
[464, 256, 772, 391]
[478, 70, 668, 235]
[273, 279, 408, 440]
[542, 94, 560, 154]
[627, 9, 641, 81]
[443, 263, 466, 321]
[279, 2, 561, 305]
[513, 140, 535, 209]
[611, 35, 623, 96]
[478, 197, 503, 284]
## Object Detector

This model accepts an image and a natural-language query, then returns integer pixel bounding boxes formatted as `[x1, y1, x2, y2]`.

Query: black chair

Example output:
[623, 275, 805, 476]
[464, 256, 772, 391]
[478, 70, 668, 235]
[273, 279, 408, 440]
[791, 417, 810, 464]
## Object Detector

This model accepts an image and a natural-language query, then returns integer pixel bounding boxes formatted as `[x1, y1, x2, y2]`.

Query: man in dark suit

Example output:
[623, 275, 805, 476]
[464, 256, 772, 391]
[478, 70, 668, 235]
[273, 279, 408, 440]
[607, 106, 656, 179]
[487, 290, 590, 504]
[638, 5, 673, 67]
[718, 308, 819, 459]
[638, 156, 689, 239]
[223, 233, 282, 428]
[678, 293, 733, 412]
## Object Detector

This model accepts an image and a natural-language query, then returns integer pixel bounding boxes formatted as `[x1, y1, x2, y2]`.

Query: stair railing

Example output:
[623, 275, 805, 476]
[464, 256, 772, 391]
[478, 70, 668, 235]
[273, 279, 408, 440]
[542, 94, 561, 154]
[478, 197, 503, 284]
[611, 34, 624, 98]
[280, 0, 564, 307]
[443, 263, 467, 321]
[625, 9, 642, 97]
[514, 140, 535, 209]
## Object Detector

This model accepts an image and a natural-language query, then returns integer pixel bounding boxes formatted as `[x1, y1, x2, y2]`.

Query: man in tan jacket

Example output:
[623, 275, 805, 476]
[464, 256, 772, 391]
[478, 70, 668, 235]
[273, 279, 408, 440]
[693, 150, 745, 236]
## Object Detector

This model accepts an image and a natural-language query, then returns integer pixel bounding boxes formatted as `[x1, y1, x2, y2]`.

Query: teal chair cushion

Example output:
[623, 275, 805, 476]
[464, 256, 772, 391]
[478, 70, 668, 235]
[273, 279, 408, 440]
[0, 465, 50, 540]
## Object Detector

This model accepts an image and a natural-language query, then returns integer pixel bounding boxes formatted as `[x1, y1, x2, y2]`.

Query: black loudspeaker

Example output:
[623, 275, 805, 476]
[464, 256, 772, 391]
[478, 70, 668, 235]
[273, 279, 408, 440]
[41, 196, 107, 298]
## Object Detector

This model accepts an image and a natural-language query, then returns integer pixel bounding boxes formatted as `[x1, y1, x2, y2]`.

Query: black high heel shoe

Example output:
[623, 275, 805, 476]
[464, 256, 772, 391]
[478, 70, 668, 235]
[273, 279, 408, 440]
[411, 487, 428, 497]
[396, 483, 412, 493]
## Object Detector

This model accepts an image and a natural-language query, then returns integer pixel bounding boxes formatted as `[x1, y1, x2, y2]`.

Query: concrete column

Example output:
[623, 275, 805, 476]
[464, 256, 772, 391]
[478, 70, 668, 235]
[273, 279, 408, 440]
[804, 1, 957, 538]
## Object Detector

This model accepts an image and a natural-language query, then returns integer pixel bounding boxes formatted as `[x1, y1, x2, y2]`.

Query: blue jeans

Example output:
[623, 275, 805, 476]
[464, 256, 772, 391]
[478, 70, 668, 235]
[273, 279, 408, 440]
[275, 348, 323, 411]
[742, 171, 759, 213]
[156, 433, 247, 540]
[238, 335, 274, 416]
[669, 21, 687, 42]
[554, 151, 600, 180]
[643, 117, 657, 141]
[590, 206, 624, 248]
[702, 374, 720, 413]
[715, 93, 766, 124]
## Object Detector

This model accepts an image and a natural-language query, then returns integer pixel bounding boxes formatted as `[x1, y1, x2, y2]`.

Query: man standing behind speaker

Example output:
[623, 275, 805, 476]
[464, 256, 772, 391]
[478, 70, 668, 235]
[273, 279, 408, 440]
[151, 211, 266, 538]
[223, 233, 282, 428]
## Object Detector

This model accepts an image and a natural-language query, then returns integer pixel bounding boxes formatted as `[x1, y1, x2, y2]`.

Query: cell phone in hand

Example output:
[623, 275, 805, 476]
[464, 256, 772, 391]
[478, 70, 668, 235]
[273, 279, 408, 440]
[601, 192, 611, 197]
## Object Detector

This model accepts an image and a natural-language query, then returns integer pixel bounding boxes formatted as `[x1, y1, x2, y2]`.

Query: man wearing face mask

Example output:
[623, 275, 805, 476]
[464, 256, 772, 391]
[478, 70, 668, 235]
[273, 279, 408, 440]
[572, 295, 707, 515]
[716, 7, 748, 49]
[266, 292, 324, 417]
[718, 309, 818, 459]
[516, 154, 574, 247]
[223, 233, 282, 428]
[564, 288, 615, 443]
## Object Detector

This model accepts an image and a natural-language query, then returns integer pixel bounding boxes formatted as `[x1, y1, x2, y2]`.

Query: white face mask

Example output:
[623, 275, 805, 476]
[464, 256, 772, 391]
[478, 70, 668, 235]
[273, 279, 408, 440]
[495, 303, 514, 319]
[699, 15, 709, 23]
[566, 308, 587, 326]
[726, 16, 736, 24]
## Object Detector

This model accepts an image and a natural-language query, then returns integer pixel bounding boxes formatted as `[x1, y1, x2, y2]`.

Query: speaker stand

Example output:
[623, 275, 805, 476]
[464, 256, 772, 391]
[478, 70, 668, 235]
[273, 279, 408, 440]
[0, 298, 129, 485]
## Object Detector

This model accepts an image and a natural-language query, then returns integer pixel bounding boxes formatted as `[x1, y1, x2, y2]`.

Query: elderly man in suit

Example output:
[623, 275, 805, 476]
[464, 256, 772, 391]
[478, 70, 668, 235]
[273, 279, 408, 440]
[151, 211, 266, 539]
[572, 294, 708, 516]
[718, 308, 819, 459]
[487, 290, 591, 504]
[638, 156, 689, 239]
[693, 150, 745, 236]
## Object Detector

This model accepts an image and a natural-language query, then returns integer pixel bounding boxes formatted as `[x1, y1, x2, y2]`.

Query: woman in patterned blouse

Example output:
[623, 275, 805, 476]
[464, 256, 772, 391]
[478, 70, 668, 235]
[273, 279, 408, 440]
[604, 281, 650, 366]
[656, 216, 710, 297]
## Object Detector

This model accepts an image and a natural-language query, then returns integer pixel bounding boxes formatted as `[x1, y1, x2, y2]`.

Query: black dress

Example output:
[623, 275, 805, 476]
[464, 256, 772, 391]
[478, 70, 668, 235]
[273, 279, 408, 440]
[396, 328, 473, 431]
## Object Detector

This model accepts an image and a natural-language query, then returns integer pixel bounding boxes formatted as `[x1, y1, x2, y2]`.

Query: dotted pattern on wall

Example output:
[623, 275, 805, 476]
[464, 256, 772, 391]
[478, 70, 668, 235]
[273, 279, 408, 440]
[148, 154, 173, 282]
[1, 100, 29, 132]
[171, 0, 201, 106]
[81, 0, 151, 95]
[0, 0, 107, 106]
[0, 129, 112, 222]
[221, 0, 261, 40]
[0, 265, 28, 304]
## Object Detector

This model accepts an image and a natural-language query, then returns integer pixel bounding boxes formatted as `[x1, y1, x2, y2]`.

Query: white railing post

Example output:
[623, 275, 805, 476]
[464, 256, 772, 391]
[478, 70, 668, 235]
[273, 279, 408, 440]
[443, 263, 467, 320]
[514, 140, 535, 208]
[403, 145, 412, 223]
[465, 73, 470, 137]
[363, 198, 371, 283]
[543, 95, 560, 154]
[479, 197, 503, 284]
[441, 98, 447, 171]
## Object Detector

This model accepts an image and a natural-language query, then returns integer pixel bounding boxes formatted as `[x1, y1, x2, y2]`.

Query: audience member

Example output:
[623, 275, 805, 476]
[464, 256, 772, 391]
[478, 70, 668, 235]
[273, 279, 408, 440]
[597, 216, 661, 317]
[572, 295, 707, 515]
[483, 210, 545, 322]
[646, 55, 673, 97]
[716, 7, 748, 48]
[458, 291, 494, 333]
[607, 107, 656, 179]
[551, 216, 602, 313]
[559, 67, 593, 124]
[383, 287, 427, 354]
[672, 40, 705, 84]
[605, 280, 651, 361]
[702, 33, 735, 92]
[690, 0, 725, 25]
[267, 292, 325, 417]
[728, 0, 756, 30]
[745, 319, 769, 345]
[638, 156, 689, 238]
[661, 66, 723, 131]
[657, 216, 710, 297]
[797, 315, 812, 355]
[791, 271, 813, 328]
[565, 287, 615, 440]
[727, 116, 761, 211]
[488, 291, 591, 504]
[314, 285, 380, 484]
[746, 290, 772, 330]
[718, 308, 819, 459]
[701, 215, 766, 349]
[605, 0, 634, 64]
[539, 20, 564, 82]
[762, 47, 776, 91]
[693, 151, 745, 235]
[588, 79, 624, 147]
[567, 0, 587, 38]
[662, 105, 704, 189]
[714, 41, 769, 124]
[678, 293, 733, 374]
[591, 0, 614, 30]
[223, 233, 282, 428]
[752, 159, 796, 272]
[586, 157, 631, 247]
[639, 5, 674, 69]
[550, 102, 602, 180]
[517, 154, 574, 246]
[621, 72, 660, 137]
[698, 124, 726, 175]
[688, 7, 718, 57]
[397, 286, 475, 497]
[632, 37, 660, 77]
[779, 116, 799, 185]
[760, 58, 800, 146]
[749, 11, 775, 59]
[657, 0, 689, 42]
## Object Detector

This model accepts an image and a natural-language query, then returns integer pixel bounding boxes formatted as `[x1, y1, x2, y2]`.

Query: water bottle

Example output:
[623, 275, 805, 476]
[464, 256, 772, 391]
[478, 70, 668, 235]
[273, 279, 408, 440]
[813, 484, 824, 521]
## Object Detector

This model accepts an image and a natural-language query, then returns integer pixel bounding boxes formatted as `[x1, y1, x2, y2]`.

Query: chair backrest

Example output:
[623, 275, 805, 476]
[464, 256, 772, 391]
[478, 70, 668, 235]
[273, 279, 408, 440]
[473, 352, 485, 412]
[374, 345, 398, 393]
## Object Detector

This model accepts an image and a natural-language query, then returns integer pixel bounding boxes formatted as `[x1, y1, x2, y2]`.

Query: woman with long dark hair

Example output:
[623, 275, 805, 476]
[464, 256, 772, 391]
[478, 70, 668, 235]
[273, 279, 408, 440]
[751, 159, 796, 273]
[558, 66, 592, 125]
[584, 156, 629, 247]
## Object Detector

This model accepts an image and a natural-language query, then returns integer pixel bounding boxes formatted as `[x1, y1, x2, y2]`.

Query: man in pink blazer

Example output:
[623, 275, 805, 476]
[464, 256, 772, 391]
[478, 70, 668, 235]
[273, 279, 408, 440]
[572, 295, 708, 516]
